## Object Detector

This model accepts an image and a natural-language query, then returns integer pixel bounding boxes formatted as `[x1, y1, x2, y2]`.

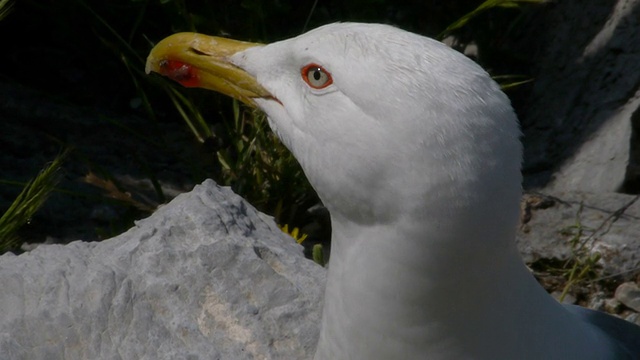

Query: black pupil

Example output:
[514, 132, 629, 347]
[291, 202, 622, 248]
[312, 68, 322, 81]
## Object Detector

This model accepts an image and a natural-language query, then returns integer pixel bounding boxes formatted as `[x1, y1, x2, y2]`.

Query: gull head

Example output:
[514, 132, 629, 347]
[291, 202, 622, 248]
[147, 23, 522, 226]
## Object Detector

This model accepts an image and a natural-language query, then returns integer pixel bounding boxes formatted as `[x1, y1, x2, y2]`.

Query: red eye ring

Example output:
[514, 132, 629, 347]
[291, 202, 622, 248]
[301, 63, 333, 89]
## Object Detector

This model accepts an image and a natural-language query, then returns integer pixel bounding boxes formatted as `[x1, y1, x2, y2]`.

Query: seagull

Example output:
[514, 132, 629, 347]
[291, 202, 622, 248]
[146, 23, 640, 360]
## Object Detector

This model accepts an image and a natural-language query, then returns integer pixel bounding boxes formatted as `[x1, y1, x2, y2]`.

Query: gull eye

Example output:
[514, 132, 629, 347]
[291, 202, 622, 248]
[301, 63, 333, 89]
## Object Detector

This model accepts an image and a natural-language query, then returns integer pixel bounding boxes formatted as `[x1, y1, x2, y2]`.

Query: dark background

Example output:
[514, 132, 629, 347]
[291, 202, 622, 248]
[0, 0, 542, 247]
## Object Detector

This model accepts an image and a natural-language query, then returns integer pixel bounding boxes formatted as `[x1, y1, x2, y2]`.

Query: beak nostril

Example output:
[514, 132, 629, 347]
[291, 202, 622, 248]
[188, 47, 208, 56]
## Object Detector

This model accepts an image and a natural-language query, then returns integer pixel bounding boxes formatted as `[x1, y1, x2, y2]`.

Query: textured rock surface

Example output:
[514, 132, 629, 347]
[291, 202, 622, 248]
[0, 180, 326, 360]
[517, 191, 640, 277]
[616, 282, 640, 312]
[522, 0, 640, 192]
[2, 187, 640, 359]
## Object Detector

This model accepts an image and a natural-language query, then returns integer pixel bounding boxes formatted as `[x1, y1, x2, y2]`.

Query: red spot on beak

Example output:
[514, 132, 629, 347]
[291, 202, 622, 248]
[158, 59, 200, 87]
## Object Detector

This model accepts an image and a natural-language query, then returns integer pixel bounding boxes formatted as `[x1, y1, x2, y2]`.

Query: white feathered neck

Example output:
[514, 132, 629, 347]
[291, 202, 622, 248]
[229, 23, 620, 359]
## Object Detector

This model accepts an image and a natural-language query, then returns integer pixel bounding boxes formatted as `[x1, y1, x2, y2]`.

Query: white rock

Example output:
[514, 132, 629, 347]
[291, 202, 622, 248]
[0, 180, 326, 359]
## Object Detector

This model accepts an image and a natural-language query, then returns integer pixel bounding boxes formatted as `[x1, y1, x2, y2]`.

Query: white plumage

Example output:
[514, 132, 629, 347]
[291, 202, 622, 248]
[147, 22, 640, 359]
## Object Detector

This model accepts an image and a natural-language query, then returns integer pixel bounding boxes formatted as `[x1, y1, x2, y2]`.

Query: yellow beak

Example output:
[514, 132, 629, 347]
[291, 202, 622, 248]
[145, 32, 271, 106]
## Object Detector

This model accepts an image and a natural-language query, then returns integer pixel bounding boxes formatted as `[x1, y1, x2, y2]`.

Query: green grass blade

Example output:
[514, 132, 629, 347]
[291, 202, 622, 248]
[0, 149, 70, 253]
[438, 0, 547, 40]
[0, 0, 13, 21]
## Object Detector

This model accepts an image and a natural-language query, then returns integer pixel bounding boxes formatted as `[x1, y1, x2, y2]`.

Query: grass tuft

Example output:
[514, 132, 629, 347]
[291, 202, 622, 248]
[557, 203, 601, 302]
[555, 196, 640, 302]
[0, 150, 70, 254]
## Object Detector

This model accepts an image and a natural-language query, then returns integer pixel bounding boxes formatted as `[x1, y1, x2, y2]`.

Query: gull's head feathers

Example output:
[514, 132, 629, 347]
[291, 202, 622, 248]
[230, 23, 522, 227]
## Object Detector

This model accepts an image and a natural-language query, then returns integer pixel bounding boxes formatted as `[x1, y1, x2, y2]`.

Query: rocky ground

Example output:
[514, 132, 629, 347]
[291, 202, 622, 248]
[517, 192, 640, 324]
